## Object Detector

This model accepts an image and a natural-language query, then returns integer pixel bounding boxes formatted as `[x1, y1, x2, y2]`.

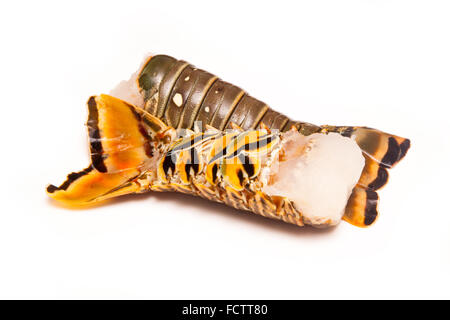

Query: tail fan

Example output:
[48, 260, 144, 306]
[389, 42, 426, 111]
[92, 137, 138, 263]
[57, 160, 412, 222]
[46, 94, 167, 206]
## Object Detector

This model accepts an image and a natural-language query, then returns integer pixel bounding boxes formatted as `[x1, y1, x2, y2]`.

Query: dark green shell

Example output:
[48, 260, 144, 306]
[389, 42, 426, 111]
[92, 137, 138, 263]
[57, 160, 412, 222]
[137, 55, 321, 135]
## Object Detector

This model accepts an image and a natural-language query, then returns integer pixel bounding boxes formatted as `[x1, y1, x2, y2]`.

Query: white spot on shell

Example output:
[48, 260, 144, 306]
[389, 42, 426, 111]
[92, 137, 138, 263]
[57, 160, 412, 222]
[184, 76, 190, 81]
[173, 93, 183, 107]
[205, 106, 210, 113]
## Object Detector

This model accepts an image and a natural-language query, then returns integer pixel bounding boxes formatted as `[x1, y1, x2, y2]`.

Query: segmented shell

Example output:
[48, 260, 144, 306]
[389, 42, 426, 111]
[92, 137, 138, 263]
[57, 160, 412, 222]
[137, 55, 321, 134]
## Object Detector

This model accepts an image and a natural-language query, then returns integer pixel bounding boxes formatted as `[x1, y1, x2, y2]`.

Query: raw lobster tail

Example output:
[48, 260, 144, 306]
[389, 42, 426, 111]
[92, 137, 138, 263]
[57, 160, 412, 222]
[47, 54, 410, 229]
[47, 94, 409, 228]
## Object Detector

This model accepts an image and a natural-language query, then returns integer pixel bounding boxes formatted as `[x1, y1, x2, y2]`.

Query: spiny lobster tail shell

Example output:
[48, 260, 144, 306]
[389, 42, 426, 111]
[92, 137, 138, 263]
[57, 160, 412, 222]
[136, 55, 411, 227]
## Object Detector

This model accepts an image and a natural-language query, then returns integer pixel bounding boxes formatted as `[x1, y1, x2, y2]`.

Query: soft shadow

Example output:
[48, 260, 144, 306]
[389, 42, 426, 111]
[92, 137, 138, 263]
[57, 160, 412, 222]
[87, 191, 339, 237]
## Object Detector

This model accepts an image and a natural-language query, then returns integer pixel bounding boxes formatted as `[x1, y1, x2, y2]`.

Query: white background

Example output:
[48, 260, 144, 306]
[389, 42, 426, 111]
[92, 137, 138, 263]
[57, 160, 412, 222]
[0, 0, 449, 299]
